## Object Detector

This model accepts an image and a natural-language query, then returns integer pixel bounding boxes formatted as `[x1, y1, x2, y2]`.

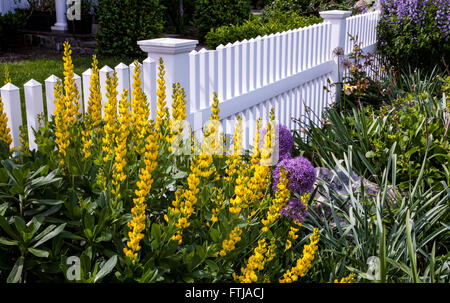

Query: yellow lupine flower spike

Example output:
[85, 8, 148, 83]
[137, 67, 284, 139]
[261, 167, 290, 233]
[124, 121, 159, 260]
[279, 228, 320, 283]
[102, 71, 119, 163]
[130, 60, 150, 154]
[111, 89, 131, 200]
[217, 226, 242, 256]
[81, 54, 102, 159]
[0, 96, 12, 147]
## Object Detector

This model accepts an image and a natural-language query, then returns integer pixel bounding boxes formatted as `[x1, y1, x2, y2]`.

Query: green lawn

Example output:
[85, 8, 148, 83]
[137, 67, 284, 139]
[0, 54, 141, 133]
[0, 55, 140, 89]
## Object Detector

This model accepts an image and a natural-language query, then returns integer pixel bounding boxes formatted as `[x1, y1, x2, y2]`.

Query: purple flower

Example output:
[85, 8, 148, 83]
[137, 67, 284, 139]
[272, 157, 316, 194]
[280, 198, 308, 223]
[260, 124, 294, 163]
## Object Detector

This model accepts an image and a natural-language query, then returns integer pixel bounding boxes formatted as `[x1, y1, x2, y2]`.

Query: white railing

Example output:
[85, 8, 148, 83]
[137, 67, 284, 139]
[0, 10, 381, 151]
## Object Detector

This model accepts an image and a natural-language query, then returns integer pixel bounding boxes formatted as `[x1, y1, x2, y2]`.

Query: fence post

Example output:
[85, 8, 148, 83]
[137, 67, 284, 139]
[319, 10, 351, 103]
[0, 83, 22, 148]
[137, 38, 198, 118]
[44, 74, 60, 121]
[24, 79, 44, 151]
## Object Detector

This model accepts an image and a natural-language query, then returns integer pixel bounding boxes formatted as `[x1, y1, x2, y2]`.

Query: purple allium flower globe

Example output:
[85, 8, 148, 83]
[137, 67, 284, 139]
[280, 198, 308, 223]
[272, 156, 316, 194]
[259, 124, 294, 163]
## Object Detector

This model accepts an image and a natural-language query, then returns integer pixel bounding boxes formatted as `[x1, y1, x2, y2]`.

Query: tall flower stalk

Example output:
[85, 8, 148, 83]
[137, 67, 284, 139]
[124, 121, 159, 260]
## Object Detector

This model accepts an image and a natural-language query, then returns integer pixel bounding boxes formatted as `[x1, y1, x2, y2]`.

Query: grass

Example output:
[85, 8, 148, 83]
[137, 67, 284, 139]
[0, 55, 141, 89]
[0, 54, 141, 134]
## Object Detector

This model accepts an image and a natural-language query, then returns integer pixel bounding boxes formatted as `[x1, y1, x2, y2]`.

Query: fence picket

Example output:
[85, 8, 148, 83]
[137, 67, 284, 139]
[99, 65, 113, 117]
[81, 68, 92, 113]
[24, 79, 44, 151]
[198, 48, 210, 109]
[115, 63, 129, 102]
[216, 45, 226, 103]
[143, 57, 156, 119]
[233, 41, 242, 98]
[44, 74, 59, 121]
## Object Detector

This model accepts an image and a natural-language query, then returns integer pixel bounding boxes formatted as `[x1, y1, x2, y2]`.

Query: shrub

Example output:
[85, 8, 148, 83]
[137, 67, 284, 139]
[263, 0, 359, 17]
[205, 12, 322, 48]
[0, 11, 28, 51]
[192, 0, 252, 39]
[377, 0, 450, 72]
[159, 0, 196, 33]
[95, 0, 164, 58]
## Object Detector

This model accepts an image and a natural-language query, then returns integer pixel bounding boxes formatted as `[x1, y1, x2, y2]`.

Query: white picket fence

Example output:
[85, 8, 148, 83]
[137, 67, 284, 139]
[0, 10, 381, 151]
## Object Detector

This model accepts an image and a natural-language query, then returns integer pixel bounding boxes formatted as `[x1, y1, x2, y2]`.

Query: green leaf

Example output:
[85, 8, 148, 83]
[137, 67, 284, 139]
[379, 226, 387, 283]
[7, 256, 24, 283]
[0, 216, 19, 240]
[406, 209, 420, 283]
[31, 199, 64, 206]
[205, 260, 219, 272]
[32, 223, 66, 248]
[30, 169, 61, 189]
[28, 247, 49, 258]
[0, 237, 19, 246]
[172, 171, 188, 179]
[14, 216, 27, 235]
[94, 255, 117, 283]
[386, 257, 413, 278]
[151, 223, 161, 243]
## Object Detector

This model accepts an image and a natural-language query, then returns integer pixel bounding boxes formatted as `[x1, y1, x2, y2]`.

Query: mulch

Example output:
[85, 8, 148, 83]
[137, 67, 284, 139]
[0, 45, 62, 62]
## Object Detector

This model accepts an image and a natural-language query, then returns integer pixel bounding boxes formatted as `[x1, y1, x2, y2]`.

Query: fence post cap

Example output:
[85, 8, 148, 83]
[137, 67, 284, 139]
[0, 82, 19, 91]
[138, 38, 198, 55]
[24, 79, 41, 87]
[44, 74, 60, 82]
[73, 73, 81, 79]
[143, 57, 156, 64]
[319, 10, 352, 19]
[99, 65, 113, 73]
[82, 68, 92, 76]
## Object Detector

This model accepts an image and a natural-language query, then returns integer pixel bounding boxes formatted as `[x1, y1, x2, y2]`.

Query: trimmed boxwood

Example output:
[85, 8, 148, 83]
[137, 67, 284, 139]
[95, 0, 164, 57]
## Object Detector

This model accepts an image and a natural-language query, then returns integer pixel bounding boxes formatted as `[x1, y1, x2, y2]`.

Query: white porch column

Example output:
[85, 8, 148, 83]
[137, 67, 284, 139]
[319, 10, 351, 103]
[52, 0, 68, 31]
[137, 38, 198, 117]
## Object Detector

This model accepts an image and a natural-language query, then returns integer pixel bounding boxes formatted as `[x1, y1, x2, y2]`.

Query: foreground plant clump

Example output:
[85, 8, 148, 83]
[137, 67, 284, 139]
[0, 42, 338, 283]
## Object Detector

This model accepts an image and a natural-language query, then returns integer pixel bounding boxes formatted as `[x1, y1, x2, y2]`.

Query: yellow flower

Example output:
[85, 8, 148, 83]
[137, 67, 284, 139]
[102, 71, 119, 163]
[3, 66, 11, 85]
[218, 226, 242, 256]
[111, 89, 131, 200]
[54, 42, 80, 167]
[53, 79, 69, 166]
[334, 273, 356, 283]
[62, 41, 81, 123]
[123, 121, 159, 260]
[155, 58, 170, 138]
[234, 238, 276, 283]
[279, 228, 320, 283]
[130, 61, 150, 154]
[261, 167, 290, 233]
[0, 96, 12, 147]
[82, 55, 102, 159]
[224, 115, 242, 182]
[169, 82, 187, 153]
